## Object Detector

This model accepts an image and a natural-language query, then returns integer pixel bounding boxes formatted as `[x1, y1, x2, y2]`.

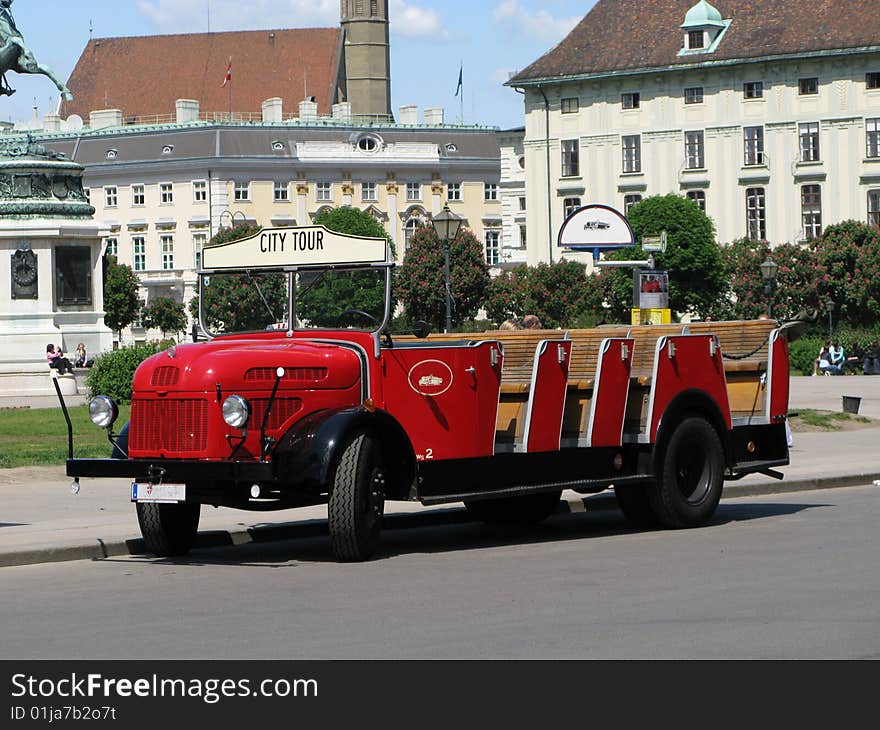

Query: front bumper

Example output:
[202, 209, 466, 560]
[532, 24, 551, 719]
[67, 458, 277, 484]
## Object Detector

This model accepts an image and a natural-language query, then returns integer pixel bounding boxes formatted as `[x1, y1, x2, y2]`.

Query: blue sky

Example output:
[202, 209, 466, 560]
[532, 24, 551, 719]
[3, 0, 596, 129]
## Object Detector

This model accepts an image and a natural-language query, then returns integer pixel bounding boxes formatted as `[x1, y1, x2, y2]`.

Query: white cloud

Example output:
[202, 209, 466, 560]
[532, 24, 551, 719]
[136, 0, 338, 33]
[136, 0, 447, 38]
[492, 0, 580, 43]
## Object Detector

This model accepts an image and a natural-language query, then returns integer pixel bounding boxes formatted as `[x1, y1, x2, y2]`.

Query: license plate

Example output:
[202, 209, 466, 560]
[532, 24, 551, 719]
[131, 482, 186, 503]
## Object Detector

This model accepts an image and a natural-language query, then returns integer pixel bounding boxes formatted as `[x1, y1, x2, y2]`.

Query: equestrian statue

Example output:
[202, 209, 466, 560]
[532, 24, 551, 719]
[0, 0, 72, 100]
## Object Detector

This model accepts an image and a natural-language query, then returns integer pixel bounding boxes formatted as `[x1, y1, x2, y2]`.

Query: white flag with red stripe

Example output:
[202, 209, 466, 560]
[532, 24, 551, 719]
[222, 57, 232, 87]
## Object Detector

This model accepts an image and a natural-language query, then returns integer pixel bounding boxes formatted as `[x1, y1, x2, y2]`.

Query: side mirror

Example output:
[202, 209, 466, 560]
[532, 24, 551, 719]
[412, 320, 430, 339]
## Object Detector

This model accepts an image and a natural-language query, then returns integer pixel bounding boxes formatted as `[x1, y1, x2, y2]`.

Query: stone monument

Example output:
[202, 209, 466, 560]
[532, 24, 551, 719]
[0, 1, 111, 397]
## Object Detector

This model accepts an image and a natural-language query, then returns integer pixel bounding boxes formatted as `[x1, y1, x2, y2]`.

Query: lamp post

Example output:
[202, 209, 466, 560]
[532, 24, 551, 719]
[827, 299, 835, 339]
[431, 204, 464, 333]
[759, 256, 778, 318]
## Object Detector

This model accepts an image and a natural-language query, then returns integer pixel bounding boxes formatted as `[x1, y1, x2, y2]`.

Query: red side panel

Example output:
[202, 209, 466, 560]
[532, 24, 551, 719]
[381, 341, 502, 462]
[523, 340, 572, 453]
[767, 330, 790, 422]
[647, 335, 731, 442]
[587, 338, 634, 447]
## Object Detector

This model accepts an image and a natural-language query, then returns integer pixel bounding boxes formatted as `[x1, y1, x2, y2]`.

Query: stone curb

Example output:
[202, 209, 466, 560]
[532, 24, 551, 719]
[2, 474, 878, 569]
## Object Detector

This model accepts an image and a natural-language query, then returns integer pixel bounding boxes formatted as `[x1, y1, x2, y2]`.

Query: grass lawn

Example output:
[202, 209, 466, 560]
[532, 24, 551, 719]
[0, 405, 131, 469]
[788, 408, 873, 431]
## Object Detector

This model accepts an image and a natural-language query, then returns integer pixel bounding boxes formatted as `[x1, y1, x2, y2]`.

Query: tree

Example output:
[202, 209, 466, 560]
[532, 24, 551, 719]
[193, 223, 288, 332]
[142, 297, 187, 340]
[602, 194, 727, 320]
[396, 226, 490, 331]
[298, 206, 395, 327]
[103, 257, 141, 340]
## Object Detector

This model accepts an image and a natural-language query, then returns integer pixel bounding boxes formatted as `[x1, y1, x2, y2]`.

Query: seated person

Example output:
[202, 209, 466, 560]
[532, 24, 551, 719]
[73, 342, 88, 368]
[823, 341, 845, 375]
[46, 344, 73, 375]
[864, 340, 880, 375]
[812, 339, 831, 375]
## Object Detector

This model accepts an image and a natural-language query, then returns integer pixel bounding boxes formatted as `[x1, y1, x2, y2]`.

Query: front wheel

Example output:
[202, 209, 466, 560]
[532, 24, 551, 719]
[648, 416, 724, 528]
[135, 501, 201, 557]
[328, 432, 386, 562]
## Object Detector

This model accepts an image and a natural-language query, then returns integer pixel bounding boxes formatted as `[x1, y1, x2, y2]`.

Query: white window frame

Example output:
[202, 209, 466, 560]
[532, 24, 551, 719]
[624, 194, 642, 213]
[621, 92, 640, 110]
[561, 97, 579, 114]
[446, 182, 461, 202]
[161, 234, 175, 271]
[104, 186, 117, 208]
[484, 183, 498, 201]
[361, 182, 377, 202]
[869, 189, 880, 229]
[406, 182, 421, 202]
[743, 81, 763, 99]
[159, 183, 174, 204]
[622, 135, 641, 173]
[518, 224, 527, 248]
[799, 77, 819, 96]
[105, 237, 118, 258]
[868, 72, 880, 90]
[686, 190, 706, 212]
[192, 180, 207, 203]
[234, 181, 251, 202]
[685, 130, 705, 170]
[801, 185, 822, 240]
[744, 126, 765, 166]
[131, 184, 145, 207]
[274, 181, 290, 202]
[684, 87, 703, 105]
[799, 122, 820, 162]
[485, 230, 500, 266]
[561, 139, 579, 177]
[867, 118, 880, 159]
[746, 187, 766, 241]
[563, 197, 581, 219]
[132, 236, 146, 272]
[316, 182, 332, 202]
[193, 232, 207, 270]
[687, 29, 705, 50]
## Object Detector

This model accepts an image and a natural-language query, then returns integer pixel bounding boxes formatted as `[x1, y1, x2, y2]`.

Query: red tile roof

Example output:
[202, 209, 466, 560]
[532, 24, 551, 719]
[62, 28, 342, 120]
[510, 0, 880, 84]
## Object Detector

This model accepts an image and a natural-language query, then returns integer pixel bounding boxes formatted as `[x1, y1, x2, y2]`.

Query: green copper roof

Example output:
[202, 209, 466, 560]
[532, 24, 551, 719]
[681, 0, 726, 29]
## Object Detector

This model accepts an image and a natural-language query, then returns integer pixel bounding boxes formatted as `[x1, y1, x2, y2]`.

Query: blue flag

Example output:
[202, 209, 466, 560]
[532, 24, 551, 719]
[455, 65, 462, 97]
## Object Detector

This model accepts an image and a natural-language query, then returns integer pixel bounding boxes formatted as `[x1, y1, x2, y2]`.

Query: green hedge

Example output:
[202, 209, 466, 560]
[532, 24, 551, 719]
[86, 344, 162, 403]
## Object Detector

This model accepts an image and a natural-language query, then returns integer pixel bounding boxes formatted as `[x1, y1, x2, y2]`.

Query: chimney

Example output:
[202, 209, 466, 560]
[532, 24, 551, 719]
[332, 102, 352, 122]
[398, 105, 418, 125]
[262, 97, 283, 123]
[89, 109, 123, 130]
[43, 113, 61, 132]
[299, 98, 318, 122]
[424, 107, 444, 126]
[175, 99, 200, 124]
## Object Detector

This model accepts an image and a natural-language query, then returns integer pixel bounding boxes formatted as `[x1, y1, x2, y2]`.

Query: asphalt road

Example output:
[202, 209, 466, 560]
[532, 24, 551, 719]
[1, 484, 879, 659]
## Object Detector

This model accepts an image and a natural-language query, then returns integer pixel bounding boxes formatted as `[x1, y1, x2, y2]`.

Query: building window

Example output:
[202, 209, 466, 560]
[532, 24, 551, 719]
[316, 182, 332, 202]
[356, 135, 380, 152]
[868, 73, 880, 90]
[192, 180, 207, 203]
[687, 190, 706, 212]
[622, 135, 641, 173]
[447, 182, 461, 201]
[744, 126, 765, 166]
[799, 122, 820, 162]
[104, 186, 117, 208]
[743, 81, 763, 99]
[746, 187, 766, 241]
[105, 237, 118, 258]
[406, 182, 421, 201]
[867, 118, 880, 159]
[684, 87, 703, 104]
[193, 232, 207, 270]
[274, 182, 290, 202]
[484, 183, 498, 201]
[518, 196, 526, 212]
[561, 139, 579, 177]
[361, 182, 377, 202]
[869, 190, 880, 229]
[802, 185, 822, 240]
[132, 184, 145, 206]
[519, 224, 527, 248]
[685, 131, 705, 169]
[133, 237, 146, 272]
[234, 182, 250, 201]
[624, 194, 642, 213]
[485, 230, 500, 265]
[404, 217, 422, 245]
[622, 92, 640, 110]
[687, 29, 705, 49]
[55, 246, 92, 306]
[799, 77, 819, 95]
[161, 235, 174, 270]
[160, 183, 173, 204]
[563, 197, 581, 218]
[561, 97, 579, 114]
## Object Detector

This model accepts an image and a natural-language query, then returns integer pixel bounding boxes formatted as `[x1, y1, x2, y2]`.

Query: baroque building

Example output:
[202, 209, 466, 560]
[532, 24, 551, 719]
[508, 0, 880, 264]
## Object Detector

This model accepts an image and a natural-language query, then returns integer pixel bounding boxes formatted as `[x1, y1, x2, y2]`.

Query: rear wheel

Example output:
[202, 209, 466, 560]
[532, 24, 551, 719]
[648, 416, 724, 528]
[328, 432, 386, 562]
[464, 490, 562, 525]
[614, 484, 659, 528]
[136, 501, 201, 557]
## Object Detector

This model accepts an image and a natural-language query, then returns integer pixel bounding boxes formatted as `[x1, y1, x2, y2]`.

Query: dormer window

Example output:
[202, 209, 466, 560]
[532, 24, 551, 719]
[106, 149, 118, 160]
[679, 0, 730, 57]
[161, 145, 174, 155]
[271, 141, 285, 152]
[352, 132, 383, 154]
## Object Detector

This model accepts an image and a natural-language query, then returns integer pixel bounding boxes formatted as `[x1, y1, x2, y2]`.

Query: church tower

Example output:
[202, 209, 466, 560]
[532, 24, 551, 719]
[340, 0, 392, 121]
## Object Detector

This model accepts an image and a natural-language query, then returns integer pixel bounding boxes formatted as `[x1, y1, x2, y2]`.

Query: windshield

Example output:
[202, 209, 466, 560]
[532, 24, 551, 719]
[198, 266, 389, 336]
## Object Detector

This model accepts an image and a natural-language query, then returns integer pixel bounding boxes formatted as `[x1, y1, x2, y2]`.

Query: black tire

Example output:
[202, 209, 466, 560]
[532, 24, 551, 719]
[464, 490, 562, 526]
[328, 432, 386, 562]
[614, 484, 659, 528]
[648, 416, 724, 528]
[135, 501, 201, 557]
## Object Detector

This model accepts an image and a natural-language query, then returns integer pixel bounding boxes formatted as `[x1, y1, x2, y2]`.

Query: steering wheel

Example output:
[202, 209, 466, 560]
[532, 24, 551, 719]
[335, 309, 381, 328]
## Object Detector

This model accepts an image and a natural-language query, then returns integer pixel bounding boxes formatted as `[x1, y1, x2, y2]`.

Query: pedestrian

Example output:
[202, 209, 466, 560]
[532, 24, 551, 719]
[46, 343, 73, 375]
[521, 314, 542, 329]
[864, 340, 880, 375]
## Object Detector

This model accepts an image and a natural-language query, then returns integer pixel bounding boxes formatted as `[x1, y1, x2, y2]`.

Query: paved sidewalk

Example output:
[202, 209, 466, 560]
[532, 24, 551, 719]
[0, 375, 878, 567]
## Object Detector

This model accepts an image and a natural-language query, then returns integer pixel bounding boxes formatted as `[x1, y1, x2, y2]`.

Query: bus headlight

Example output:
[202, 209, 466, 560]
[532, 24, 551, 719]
[222, 395, 250, 429]
[89, 396, 119, 430]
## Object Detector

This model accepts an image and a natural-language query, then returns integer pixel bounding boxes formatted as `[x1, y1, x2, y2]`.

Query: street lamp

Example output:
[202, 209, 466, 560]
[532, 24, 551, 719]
[827, 299, 835, 339]
[431, 204, 464, 333]
[759, 257, 778, 318]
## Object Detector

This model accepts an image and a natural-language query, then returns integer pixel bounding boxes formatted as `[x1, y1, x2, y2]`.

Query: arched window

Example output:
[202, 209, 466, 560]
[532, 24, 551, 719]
[404, 217, 422, 245]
